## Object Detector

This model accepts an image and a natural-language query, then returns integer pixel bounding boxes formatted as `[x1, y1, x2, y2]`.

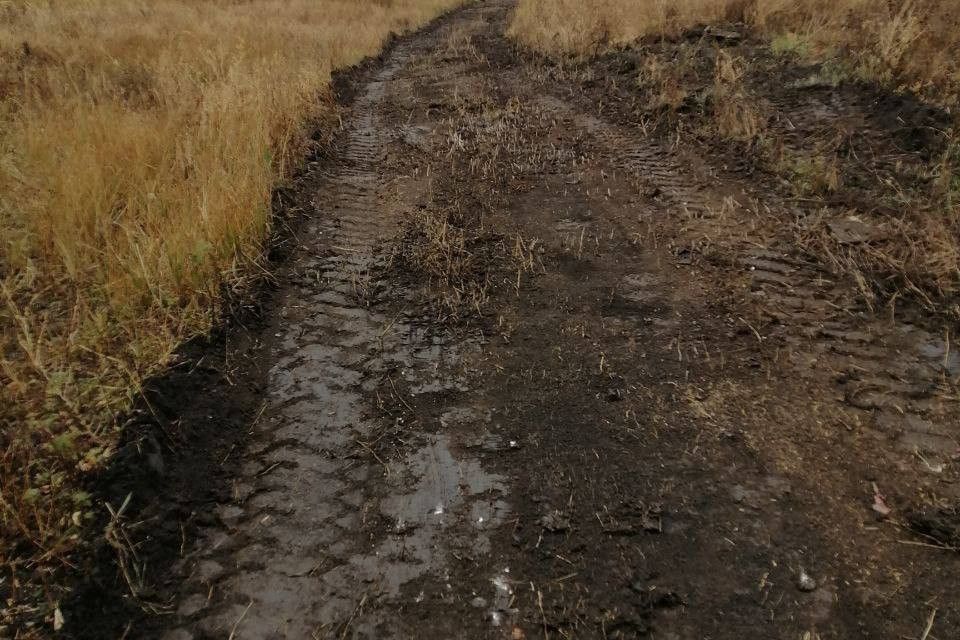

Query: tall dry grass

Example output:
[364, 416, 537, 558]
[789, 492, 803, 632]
[509, 0, 960, 104]
[0, 0, 459, 631]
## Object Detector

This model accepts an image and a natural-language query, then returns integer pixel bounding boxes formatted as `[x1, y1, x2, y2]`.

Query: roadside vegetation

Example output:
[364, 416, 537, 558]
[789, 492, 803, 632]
[0, 0, 459, 634]
[510, 0, 960, 316]
[509, 0, 960, 104]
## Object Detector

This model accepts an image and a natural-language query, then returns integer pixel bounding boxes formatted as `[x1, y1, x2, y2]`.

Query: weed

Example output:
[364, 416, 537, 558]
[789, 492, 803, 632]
[710, 51, 766, 144]
[770, 32, 810, 59]
[788, 58, 851, 89]
[785, 154, 841, 196]
[392, 206, 491, 316]
[637, 49, 696, 113]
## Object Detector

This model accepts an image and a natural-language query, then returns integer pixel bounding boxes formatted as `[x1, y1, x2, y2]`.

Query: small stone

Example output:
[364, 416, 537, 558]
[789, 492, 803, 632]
[827, 217, 881, 245]
[540, 510, 571, 533]
[797, 568, 818, 592]
[704, 26, 742, 41]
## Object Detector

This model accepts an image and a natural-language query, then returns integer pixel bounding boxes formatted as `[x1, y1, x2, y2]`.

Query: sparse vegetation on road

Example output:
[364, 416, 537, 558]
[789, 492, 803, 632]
[0, 0, 459, 633]
[510, 0, 960, 316]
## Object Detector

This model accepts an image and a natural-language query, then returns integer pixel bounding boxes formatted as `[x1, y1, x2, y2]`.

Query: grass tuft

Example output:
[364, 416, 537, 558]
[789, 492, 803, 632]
[710, 51, 767, 143]
[770, 32, 810, 59]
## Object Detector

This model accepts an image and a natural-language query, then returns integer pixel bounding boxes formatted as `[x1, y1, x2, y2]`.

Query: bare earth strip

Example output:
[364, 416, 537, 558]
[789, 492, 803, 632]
[71, 2, 960, 639]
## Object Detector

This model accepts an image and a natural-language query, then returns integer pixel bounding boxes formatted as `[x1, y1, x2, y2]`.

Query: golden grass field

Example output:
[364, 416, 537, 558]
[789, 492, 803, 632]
[0, 0, 458, 630]
[509, 0, 960, 105]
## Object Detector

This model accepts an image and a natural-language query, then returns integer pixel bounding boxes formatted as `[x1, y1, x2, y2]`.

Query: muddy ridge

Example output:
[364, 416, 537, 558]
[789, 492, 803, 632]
[68, 2, 959, 639]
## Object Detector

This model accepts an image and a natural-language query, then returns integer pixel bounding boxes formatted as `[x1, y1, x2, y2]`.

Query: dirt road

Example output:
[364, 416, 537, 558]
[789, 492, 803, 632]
[72, 2, 960, 638]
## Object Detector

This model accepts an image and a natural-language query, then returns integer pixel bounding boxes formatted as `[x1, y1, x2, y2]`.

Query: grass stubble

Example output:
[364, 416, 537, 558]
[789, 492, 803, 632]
[390, 30, 544, 322]
[0, 0, 461, 635]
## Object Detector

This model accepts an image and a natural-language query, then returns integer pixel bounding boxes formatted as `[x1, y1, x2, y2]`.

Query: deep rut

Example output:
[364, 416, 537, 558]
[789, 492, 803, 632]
[134, 2, 960, 639]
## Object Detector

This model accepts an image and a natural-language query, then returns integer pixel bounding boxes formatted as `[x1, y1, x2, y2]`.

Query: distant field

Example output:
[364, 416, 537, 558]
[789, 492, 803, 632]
[0, 0, 458, 631]
[510, 0, 960, 104]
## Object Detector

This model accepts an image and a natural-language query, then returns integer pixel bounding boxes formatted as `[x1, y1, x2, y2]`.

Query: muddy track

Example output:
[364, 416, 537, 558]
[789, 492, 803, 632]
[534, 70, 960, 484]
[71, 2, 959, 639]
[157, 25, 509, 640]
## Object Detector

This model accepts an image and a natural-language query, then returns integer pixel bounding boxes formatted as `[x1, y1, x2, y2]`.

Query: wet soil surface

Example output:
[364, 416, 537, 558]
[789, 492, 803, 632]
[69, 2, 960, 638]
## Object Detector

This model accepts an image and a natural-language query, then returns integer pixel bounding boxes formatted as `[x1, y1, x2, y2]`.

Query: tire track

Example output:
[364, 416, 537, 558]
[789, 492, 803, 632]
[528, 86, 957, 465]
[161, 20, 509, 639]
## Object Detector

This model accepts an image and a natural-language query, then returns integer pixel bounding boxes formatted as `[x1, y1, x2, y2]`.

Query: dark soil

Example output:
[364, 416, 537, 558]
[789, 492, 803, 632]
[62, 2, 960, 639]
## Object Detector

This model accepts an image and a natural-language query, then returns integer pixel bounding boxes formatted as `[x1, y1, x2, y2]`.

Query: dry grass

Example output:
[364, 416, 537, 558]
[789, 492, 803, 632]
[636, 48, 694, 112]
[779, 130, 959, 311]
[633, 43, 770, 144]
[391, 29, 545, 320]
[392, 202, 546, 320]
[393, 206, 494, 316]
[510, 0, 960, 104]
[709, 51, 767, 143]
[0, 0, 459, 633]
[509, 0, 731, 55]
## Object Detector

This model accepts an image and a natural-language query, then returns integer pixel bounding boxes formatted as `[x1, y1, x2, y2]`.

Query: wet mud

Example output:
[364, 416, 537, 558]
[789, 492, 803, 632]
[68, 1, 960, 639]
